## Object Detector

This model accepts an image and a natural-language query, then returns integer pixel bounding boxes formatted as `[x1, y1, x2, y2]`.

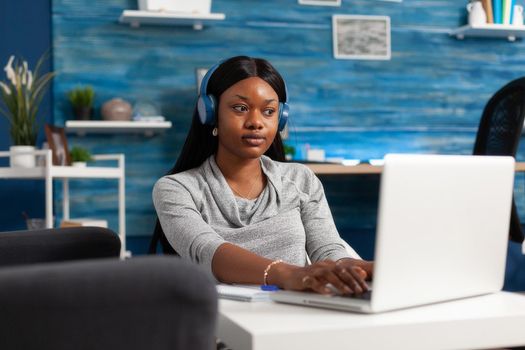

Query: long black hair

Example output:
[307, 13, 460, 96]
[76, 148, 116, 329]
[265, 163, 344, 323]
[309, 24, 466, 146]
[149, 56, 287, 254]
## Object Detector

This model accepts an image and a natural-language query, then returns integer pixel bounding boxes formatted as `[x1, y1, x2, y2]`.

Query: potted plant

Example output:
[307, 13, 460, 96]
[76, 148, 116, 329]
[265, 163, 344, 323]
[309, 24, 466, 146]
[69, 146, 93, 167]
[67, 85, 94, 120]
[0, 53, 55, 167]
[284, 144, 296, 161]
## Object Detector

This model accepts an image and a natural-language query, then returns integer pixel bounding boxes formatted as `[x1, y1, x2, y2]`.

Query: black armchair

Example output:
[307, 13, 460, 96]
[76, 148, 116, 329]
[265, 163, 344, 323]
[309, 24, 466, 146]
[474, 77, 525, 243]
[0, 227, 217, 350]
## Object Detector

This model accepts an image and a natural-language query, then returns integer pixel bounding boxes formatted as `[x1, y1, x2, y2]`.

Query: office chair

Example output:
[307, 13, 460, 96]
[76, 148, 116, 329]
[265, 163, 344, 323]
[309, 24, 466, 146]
[0, 227, 217, 350]
[473, 77, 525, 243]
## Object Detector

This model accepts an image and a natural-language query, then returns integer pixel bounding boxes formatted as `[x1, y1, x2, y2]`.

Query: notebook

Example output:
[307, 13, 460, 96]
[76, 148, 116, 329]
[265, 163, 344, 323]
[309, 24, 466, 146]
[271, 154, 515, 313]
[217, 284, 272, 302]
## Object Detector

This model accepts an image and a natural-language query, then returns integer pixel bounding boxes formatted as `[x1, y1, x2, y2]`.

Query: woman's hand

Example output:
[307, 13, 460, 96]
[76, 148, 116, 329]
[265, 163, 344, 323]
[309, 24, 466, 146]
[271, 258, 374, 295]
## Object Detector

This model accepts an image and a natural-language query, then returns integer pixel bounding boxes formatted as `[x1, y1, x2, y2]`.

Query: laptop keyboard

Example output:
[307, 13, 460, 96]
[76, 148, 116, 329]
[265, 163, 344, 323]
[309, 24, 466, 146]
[341, 290, 372, 300]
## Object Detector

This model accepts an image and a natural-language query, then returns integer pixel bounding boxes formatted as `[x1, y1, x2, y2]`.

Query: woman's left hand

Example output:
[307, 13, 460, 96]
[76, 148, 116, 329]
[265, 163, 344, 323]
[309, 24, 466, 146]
[330, 258, 374, 294]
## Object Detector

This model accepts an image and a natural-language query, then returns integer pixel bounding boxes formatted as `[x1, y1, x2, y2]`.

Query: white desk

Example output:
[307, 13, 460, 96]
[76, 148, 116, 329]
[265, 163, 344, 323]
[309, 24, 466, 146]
[306, 161, 525, 175]
[0, 150, 127, 258]
[218, 292, 525, 350]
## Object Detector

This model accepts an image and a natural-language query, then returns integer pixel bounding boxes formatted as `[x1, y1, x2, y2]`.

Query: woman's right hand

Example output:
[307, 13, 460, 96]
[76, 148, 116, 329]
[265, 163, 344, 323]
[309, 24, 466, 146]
[271, 259, 372, 295]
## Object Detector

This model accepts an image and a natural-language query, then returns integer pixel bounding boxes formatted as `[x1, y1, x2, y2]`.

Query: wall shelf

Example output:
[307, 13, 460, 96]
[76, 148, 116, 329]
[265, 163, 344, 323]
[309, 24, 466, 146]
[65, 120, 172, 137]
[119, 10, 225, 30]
[451, 24, 525, 42]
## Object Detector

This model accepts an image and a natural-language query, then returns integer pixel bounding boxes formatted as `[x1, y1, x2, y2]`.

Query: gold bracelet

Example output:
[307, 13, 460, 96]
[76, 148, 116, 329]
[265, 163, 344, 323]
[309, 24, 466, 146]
[263, 259, 284, 285]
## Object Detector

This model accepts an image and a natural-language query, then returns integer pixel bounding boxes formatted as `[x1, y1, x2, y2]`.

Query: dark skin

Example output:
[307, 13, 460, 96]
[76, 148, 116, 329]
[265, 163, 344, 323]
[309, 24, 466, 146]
[211, 77, 374, 295]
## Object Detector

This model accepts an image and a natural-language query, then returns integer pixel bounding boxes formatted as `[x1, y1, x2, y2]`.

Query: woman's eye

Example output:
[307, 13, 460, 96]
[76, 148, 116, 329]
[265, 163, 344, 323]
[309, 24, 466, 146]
[263, 109, 275, 116]
[233, 105, 248, 112]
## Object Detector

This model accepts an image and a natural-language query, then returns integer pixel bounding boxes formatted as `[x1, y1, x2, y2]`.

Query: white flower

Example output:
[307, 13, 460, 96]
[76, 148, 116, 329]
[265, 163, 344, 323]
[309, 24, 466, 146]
[3, 55, 15, 85]
[21, 61, 29, 85]
[27, 71, 33, 90]
[0, 82, 11, 95]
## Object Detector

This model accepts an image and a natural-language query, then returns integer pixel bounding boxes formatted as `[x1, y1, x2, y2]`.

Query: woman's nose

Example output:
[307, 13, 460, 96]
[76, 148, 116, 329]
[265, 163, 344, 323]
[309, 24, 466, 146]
[245, 110, 264, 129]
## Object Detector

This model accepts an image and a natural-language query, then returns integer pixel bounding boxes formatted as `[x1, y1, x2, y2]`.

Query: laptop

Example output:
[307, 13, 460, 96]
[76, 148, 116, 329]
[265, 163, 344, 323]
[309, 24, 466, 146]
[271, 154, 515, 313]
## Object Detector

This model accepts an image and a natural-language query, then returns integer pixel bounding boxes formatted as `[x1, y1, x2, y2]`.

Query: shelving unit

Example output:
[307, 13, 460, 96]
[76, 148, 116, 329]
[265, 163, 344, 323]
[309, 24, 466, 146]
[65, 120, 172, 137]
[451, 23, 525, 41]
[119, 10, 225, 30]
[0, 150, 129, 258]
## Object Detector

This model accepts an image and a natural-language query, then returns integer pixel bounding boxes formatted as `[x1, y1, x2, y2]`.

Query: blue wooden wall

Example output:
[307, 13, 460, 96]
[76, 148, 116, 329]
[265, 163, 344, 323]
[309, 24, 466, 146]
[52, 0, 525, 257]
[0, 0, 52, 231]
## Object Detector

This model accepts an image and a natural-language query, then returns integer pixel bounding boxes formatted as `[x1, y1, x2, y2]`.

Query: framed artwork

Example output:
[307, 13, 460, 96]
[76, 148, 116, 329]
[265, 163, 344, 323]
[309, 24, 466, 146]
[195, 68, 208, 93]
[298, 0, 341, 6]
[332, 15, 391, 60]
[44, 124, 71, 166]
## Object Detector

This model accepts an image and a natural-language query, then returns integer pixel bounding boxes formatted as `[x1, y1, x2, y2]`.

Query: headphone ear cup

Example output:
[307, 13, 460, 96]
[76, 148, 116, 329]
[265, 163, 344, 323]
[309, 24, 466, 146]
[278, 102, 289, 132]
[197, 94, 217, 125]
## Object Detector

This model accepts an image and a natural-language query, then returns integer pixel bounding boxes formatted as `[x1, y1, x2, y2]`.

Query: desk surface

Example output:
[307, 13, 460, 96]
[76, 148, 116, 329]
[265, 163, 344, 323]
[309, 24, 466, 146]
[306, 161, 525, 175]
[218, 292, 525, 350]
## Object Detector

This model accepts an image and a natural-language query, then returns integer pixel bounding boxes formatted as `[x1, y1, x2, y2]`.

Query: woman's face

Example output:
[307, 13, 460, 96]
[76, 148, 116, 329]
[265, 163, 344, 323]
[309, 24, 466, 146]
[216, 77, 280, 160]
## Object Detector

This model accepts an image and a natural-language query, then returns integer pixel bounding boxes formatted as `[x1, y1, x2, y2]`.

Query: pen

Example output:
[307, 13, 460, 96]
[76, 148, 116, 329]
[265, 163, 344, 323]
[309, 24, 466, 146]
[260, 285, 279, 291]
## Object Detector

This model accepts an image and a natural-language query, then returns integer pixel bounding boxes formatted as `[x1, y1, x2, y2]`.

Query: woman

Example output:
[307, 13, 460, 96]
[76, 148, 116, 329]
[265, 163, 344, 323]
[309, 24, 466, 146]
[152, 56, 373, 295]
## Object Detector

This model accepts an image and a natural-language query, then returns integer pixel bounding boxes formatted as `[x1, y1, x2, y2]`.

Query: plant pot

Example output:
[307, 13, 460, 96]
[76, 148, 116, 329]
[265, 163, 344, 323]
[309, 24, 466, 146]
[73, 106, 93, 120]
[10, 145, 36, 168]
[72, 161, 87, 168]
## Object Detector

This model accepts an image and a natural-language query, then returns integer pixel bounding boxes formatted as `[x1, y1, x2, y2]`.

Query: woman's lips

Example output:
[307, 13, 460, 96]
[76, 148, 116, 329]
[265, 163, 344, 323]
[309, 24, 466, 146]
[242, 135, 265, 146]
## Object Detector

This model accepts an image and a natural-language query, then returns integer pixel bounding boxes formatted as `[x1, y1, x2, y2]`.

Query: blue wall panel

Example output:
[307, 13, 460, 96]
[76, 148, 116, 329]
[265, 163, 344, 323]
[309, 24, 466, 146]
[51, 0, 525, 254]
[0, 0, 52, 231]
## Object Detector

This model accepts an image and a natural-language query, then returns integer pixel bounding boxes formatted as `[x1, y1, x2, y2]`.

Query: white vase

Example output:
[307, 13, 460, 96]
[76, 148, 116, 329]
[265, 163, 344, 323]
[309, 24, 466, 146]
[467, 1, 487, 26]
[513, 5, 524, 26]
[9, 145, 36, 168]
[72, 161, 87, 168]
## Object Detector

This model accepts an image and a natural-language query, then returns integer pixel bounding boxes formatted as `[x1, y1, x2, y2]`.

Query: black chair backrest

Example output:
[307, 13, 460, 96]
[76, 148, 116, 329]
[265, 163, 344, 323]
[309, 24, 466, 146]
[0, 227, 121, 267]
[473, 77, 525, 243]
[474, 77, 525, 156]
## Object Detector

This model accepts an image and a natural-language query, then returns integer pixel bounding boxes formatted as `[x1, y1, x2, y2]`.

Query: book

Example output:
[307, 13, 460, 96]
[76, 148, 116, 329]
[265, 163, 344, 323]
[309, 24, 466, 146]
[504, 0, 512, 24]
[483, 0, 494, 23]
[494, 0, 502, 23]
[216, 284, 274, 302]
[60, 218, 108, 228]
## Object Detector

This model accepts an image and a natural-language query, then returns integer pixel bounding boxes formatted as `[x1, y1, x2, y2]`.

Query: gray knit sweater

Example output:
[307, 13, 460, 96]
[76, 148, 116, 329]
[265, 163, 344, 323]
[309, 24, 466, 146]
[153, 155, 353, 274]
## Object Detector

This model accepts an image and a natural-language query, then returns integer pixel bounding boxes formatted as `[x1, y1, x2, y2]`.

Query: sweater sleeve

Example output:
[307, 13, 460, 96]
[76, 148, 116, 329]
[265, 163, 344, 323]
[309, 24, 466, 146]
[152, 177, 226, 274]
[300, 168, 354, 263]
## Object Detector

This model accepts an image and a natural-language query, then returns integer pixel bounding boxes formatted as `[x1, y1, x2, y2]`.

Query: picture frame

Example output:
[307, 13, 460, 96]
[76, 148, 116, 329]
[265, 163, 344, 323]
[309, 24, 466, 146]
[44, 124, 71, 166]
[332, 15, 391, 60]
[195, 68, 208, 93]
[298, 0, 341, 6]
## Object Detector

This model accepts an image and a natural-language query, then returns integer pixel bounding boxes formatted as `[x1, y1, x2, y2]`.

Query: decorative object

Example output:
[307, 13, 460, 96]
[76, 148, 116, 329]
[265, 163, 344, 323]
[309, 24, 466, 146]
[513, 5, 524, 26]
[298, 0, 341, 6]
[101, 98, 133, 121]
[467, 1, 487, 26]
[67, 85, 95, 120]
[133, 99, 161, 119]
[9, 146, 36, 168]
[44, 124, 71, 166]
[332, 15, 391, 60]
[0, 53, 55, 167]
[284, 144, 296, 161]
[138, 0, 212, 14]
[195, 67, 208, 92]
[69, 146, 93, 167]
[306, 148, 326, 162]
